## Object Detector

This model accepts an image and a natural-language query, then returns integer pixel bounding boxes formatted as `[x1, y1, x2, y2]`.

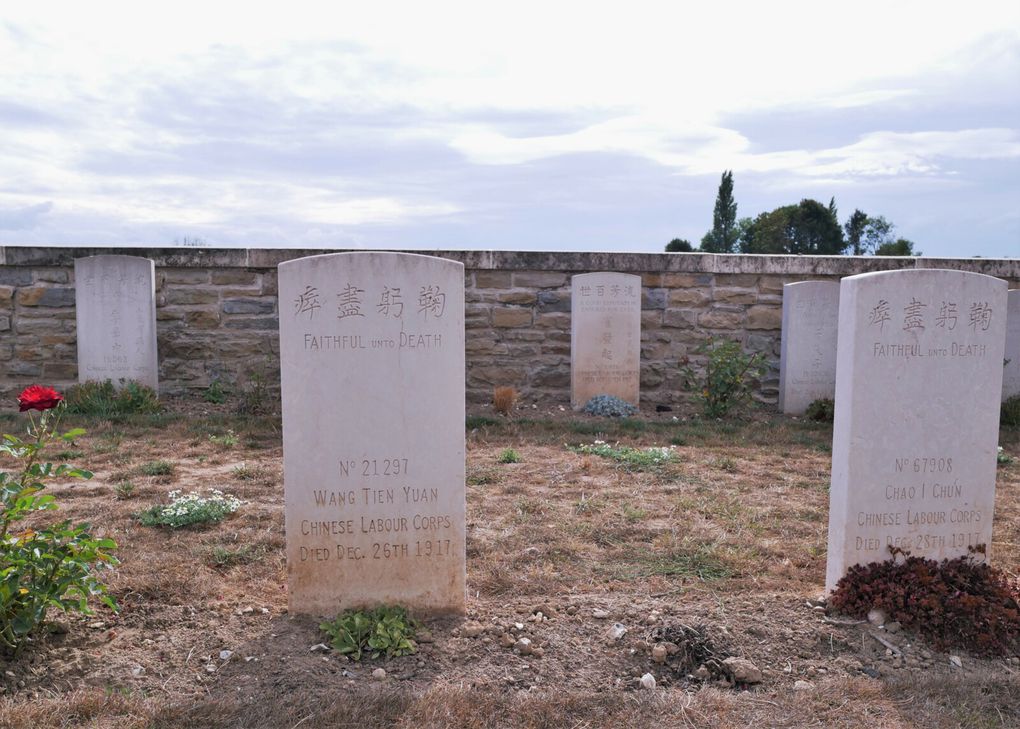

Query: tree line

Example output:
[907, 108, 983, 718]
[666, 171, 919, 256]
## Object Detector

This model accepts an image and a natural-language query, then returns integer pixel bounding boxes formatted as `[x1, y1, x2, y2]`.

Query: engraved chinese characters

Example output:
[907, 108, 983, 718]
[778, 282, 839, 415]
[570, 273, 641, 409]
[74, 255, 159, 392]
[825, 270, 1007, 592]
[279, 252, 465, 614]
[1004, 290, 1020, 401]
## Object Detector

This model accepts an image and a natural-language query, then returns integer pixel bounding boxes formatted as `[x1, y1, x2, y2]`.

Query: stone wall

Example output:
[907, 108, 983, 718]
[1, 247, 1018, 408]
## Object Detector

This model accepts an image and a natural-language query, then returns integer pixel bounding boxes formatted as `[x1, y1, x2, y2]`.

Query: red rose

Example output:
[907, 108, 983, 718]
[18, 385, 64, 412]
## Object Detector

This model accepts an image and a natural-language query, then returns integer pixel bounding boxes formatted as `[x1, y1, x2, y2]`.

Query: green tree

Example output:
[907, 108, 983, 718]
[875, 238, 920, 256]
[665, 238, 694, 252]
[844, 209, 869, 255]
[862, 215, 895, 253]
[739, 199, 846, 255]
[700, 171, 738, 252]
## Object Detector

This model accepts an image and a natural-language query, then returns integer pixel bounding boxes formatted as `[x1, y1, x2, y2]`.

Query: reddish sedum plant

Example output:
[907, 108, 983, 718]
[830, 552, 1020, 656]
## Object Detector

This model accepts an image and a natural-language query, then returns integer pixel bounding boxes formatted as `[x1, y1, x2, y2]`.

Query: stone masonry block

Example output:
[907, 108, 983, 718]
[475, 271, 513, 288]
[537, 290, 570, 312]
[16, 286, 75, 307]
[491, 308, 533, 328]
[166, 288, 219, 305]
[698, 308, 744, 329]
[211, 270, 259, 285]
[163, 269, 211, 284]
[642, 289, 667, 310]
[663, 309, 698, 329]
[712, 287, 757, 305]
[497, 290, 538, 305]
[222, 298, 275, 315]
[513, 271, 567, 288]
[746, 305, 781, 330]
[668, 289, 710, 306]
[0, 269, 33, 286]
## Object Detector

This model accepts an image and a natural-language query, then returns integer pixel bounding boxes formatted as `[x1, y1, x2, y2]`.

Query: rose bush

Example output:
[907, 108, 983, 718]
[1, 386, 118, 654]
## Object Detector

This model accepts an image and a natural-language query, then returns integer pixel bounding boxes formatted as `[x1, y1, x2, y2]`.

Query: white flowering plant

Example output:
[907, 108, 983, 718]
[138, 489, 243, 528]
[569, 440, 678, 471]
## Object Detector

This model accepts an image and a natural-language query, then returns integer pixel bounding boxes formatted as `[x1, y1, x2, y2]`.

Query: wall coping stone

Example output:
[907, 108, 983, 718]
[2, 246, 1018, 278]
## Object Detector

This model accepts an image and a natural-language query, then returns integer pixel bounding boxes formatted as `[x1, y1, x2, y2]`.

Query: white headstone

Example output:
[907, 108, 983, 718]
[779, 281, 839, 414]
[74, 255, 158, 392]
[826, 269, 1007, 593]
[571, 273, 642, 410]
[1003, 290, 1020, 401]
[278, 252, 465, 615]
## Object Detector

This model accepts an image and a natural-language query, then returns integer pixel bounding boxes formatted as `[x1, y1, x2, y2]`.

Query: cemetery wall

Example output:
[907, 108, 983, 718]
[1, 246, 1018, 408]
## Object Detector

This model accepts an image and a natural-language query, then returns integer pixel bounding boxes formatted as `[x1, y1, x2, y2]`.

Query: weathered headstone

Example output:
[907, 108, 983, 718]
[74, 255, 158, 392]
[826, 269, 1006, 593]
[779, 281, 839, 415]
[571, 272, 642, 409]
[1003, 290, 1020, 401]
[278, 252, 465, 615]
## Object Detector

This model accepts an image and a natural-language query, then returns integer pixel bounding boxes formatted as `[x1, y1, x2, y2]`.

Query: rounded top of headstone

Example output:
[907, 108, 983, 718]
[841, 268, 1007, 288]
[279, 251, 464, 273]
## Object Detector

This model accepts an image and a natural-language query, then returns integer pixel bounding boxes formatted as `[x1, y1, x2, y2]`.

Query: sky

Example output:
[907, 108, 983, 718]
[1, 1, 1019, 258]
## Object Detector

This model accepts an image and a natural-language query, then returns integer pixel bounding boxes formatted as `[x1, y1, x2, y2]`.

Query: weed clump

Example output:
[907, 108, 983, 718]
[583, 395, 637, 418]
[1001, 395, 1020, 428]
[679, 339, 765, 418]
[319, 605, 418, 661]
[830, 552, 1020, 656]
[65, 380, 161, 416]
[497, 448, 522, 464]
[805, 398, 835, 422]
[493, 386, 517, 416]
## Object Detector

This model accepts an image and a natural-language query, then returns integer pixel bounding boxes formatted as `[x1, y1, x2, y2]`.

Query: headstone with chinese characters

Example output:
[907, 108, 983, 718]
[278, 252, 465, 615]
[74, 255, 159, 392]
[779, 281, 839, 415]
[825, 269, 1006, 593]
[570, 272, 642, 409]
[1003, 290, 1020, 401]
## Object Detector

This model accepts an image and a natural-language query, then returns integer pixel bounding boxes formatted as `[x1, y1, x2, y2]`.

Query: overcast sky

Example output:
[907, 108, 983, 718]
[1, 2, 1018, 257]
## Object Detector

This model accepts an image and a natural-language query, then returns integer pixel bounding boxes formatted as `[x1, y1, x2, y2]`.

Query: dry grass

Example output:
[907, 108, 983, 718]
[0, 407, 1018, 728]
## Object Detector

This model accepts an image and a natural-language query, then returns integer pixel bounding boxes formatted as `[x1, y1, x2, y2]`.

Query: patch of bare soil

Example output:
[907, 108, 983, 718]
[0, 403, 1018, 729]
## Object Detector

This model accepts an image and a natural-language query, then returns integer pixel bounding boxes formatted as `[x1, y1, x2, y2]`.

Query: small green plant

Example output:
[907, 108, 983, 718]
[466, 467, 499, 486]
[138, 489, 242, 528]
[574, 493, 606, 515]
[805, 398, 835, 422]
[319, 605, 418, 661]
[236, 361, 275, 416]
[203, 379, 228, 405]
[569, 440, 678, 471]
[208, 430, 238, 449]
[712, 455, 737, 473]
[1001, 395, 1020, 428]
[497, 448, 521, 464]
[210, 543, 267, 568]
[64, 380, 161, 417]
[231, 463, 271, 482]
[998, 447, 1014, 465]
[113, 481, 136, 500]
[139, 460, 175, 477]
[621, 503, 647, 522]
[679, 339, 766, 418]
[1, 386, 118, 654]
